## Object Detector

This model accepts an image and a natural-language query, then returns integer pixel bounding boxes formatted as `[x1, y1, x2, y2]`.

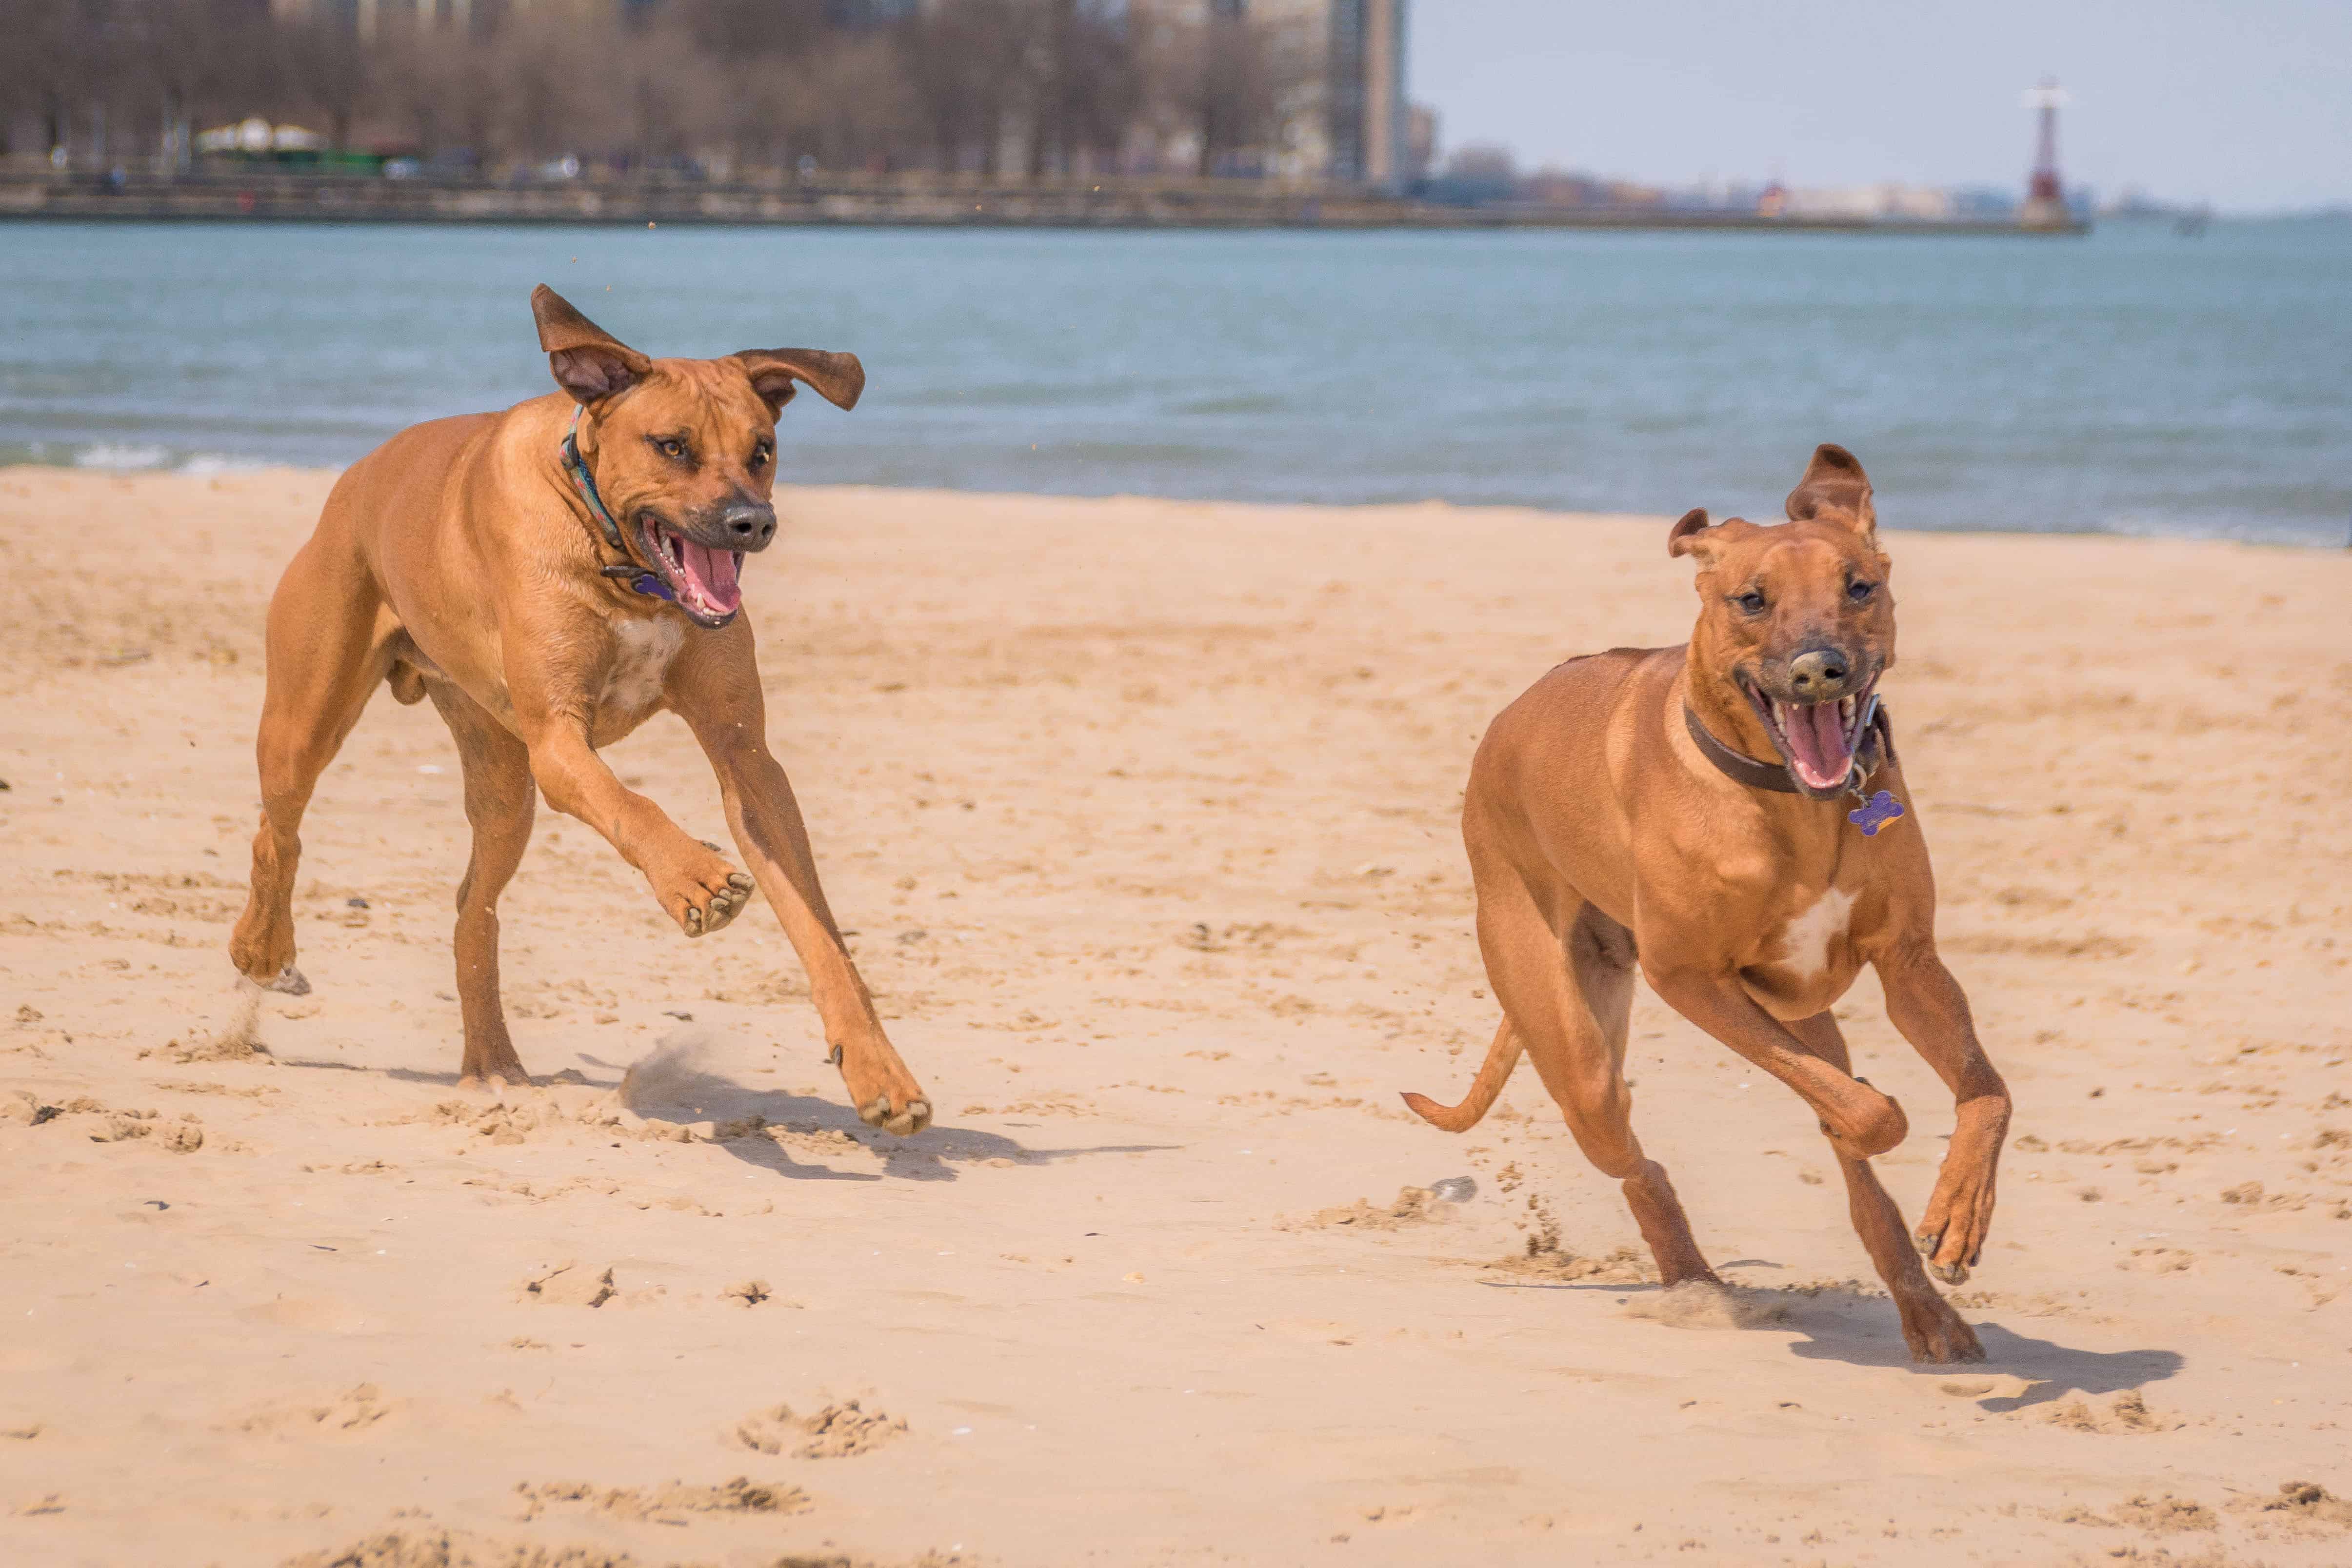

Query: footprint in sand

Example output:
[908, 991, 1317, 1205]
[1284, 1186, 1444, 1231]
[224, 1384, 397, 1441]
[2119, 1246, 2197, 1274]
[1621, 1280, 1793, 1330]
[2044, 1389, 2181, 1434]
[1483, 1239, 1652, 1285]
[732, 1398, 907, 1458]
[15, 1096, 206, 1151]
[288, 1526, 988, 1568]
[2108, 1493, 2218, 1533]
[517, 1261, 616, 1308]
[513, 1476, 808, 1522]
[2229, 1480, 2352, 1534]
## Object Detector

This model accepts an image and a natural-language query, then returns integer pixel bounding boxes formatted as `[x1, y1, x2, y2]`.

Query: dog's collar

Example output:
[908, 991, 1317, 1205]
[1682, 697, 1894, 801]
[559, 408, 676, 605]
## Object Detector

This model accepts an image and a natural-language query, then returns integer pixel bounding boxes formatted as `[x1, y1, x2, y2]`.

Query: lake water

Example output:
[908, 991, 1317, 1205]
[2, 218, 2345, 545]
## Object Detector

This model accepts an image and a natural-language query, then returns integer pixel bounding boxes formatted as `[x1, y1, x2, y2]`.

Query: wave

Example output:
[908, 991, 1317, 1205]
[0, 439, 282, 475]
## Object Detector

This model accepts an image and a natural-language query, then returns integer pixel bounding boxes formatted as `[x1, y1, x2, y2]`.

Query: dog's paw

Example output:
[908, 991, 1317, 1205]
[859, 1095, 933, 1137]
[1915, 1155, 1998, 1284]
[1896, 1290, 1984, 1364]
[835, 1039, 931, 1137]
[652, 844, 756, 938]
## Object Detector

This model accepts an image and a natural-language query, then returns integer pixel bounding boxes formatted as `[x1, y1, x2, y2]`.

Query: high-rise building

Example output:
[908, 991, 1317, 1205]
[1325, 0, 1406, 186]
[1226, 0, 1407, 185]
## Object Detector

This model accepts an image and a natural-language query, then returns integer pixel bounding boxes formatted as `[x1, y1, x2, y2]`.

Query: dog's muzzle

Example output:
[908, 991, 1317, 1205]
[1740, 662, 1880, 797]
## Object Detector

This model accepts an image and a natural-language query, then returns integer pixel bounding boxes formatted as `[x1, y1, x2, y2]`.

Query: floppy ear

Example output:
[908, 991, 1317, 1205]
[532, 284, 651, 406]
[1666, 508, 1717, 560]
[732, 348, 866, 418]
[1784, 443, 1876, 537]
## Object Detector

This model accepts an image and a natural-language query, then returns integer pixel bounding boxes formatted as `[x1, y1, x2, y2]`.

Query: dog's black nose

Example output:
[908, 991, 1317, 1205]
[1787, 647, 1851, 696]
[716, 502, 777, 551]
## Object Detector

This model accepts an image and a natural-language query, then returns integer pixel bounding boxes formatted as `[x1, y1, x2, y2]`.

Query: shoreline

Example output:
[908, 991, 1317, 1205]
[0, 172, 2087, 235]
[2, 460, 2335, 552]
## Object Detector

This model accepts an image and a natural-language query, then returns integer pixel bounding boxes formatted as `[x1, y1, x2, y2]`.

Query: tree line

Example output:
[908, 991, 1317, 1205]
[1, 0, 1325, 179]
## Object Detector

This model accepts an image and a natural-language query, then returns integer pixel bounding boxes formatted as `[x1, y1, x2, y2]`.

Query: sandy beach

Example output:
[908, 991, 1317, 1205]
[2, 465, 2349, 1568]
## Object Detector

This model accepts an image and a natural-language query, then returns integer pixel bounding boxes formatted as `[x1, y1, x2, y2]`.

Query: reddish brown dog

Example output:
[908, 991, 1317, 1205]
[229, 286, 931, 1135]
[1404, 445, 2009, 1361]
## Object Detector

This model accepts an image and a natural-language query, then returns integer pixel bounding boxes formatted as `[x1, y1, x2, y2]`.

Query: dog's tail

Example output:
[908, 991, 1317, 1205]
[1399, 1020, 1521, 1132]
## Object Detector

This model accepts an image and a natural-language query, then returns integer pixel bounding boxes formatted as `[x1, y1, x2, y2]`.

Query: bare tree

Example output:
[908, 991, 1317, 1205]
[898, 0, 1028, 174]
[0, 0, 115, 157]
[1020, 0, 1137, 176]
[273, 15, 375, 149]
[0, 0, 1300, 180]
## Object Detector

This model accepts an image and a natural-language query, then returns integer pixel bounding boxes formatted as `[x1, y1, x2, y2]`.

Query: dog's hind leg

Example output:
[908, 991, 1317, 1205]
[1786, 1012, 1983, 1364]
[229, 534, 396, 995]
[426, 683, 537, 1090]
[1475, 868, 1717, 1287]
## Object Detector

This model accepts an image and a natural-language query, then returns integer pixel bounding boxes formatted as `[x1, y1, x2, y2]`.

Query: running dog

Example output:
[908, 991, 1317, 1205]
[229, 286, 931, 1135]
[1402, 445, 2008, 1361]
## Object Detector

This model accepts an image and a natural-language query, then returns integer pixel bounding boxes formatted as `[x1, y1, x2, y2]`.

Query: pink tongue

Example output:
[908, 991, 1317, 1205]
[677, 539, 742, 613]
[1783, 702, 1853, 790]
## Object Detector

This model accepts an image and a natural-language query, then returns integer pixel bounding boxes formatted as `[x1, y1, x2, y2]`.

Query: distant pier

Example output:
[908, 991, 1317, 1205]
[0, 169, 2088, 235]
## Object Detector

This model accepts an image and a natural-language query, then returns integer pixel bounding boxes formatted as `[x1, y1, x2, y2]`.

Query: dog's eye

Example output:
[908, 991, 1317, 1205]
[654, 437, 688, 461]
[1848, 580, 1876, 603]
[1734, 591, 1768, 614]
[749, 443, 771, 469]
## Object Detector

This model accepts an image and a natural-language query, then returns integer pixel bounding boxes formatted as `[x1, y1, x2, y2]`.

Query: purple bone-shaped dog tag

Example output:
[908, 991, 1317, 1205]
[1848, 790, 1905, 837]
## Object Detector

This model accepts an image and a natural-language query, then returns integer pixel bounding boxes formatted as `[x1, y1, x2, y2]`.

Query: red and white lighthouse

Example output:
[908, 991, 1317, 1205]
[2021, 78, 2070, 229]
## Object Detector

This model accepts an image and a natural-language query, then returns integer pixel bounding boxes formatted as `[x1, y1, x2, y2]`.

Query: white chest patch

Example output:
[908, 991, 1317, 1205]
[1775, 888, 1854, 981]
[601, 617, 685, 715]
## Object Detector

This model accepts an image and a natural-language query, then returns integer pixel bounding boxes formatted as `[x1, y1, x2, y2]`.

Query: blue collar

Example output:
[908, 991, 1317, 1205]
[559, 408, 675, 604]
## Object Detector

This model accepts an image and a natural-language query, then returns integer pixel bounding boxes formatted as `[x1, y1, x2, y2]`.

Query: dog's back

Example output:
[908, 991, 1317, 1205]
[1466, 645, 1683, 882]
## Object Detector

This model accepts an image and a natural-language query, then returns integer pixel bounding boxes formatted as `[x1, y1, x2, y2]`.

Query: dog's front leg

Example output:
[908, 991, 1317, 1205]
[1644, 963, 1911, 1160]
[681, 713, 931, 1137]
[1875, 941, 2011, 1284]
[523, 719, 755, 938]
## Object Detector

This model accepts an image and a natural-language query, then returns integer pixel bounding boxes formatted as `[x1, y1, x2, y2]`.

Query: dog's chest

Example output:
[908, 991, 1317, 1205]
[1772, 887, 1855, 982]
[597, 616, 685, 723]
[1738, 884, 1862, 1020]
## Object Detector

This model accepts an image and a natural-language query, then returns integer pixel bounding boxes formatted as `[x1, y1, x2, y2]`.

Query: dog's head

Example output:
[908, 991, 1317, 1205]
[1668, 444, 1895, 797]
[532, 284, 864, 629]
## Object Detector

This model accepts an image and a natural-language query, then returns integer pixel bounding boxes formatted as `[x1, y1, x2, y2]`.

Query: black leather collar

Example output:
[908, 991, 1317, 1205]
[1682, 699, 1893, 800]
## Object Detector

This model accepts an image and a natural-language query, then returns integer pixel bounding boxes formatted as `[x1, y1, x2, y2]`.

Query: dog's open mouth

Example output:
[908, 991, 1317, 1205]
[638, 516, 744, 626]
[1741, 675, 1877, 793]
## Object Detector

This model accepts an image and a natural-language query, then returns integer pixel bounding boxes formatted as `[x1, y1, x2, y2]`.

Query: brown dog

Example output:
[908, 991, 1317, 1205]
[1403, 445, 2009, 1361]
[228, 286, 931, 1135]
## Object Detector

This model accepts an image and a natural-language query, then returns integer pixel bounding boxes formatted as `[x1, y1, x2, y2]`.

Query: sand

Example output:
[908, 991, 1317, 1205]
[2, 465, 2349, 1568]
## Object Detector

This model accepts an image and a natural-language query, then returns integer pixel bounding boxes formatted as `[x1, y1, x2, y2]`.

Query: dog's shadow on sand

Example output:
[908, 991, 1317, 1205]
[1753, 1274, 2184, 1409]
[577, 1051, 1176, 1185]
[1486, 1270, 2182, 1412]
[1779, 1288, 2184, 1410]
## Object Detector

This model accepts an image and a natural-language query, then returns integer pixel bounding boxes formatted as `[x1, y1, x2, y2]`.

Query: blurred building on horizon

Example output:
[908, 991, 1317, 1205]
[225, 0, 1421, 185]
[1126, 0, 1414, 185]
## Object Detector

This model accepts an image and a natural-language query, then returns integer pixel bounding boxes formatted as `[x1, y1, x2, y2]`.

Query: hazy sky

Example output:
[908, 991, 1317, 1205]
[1411, 0, 2352, 212]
